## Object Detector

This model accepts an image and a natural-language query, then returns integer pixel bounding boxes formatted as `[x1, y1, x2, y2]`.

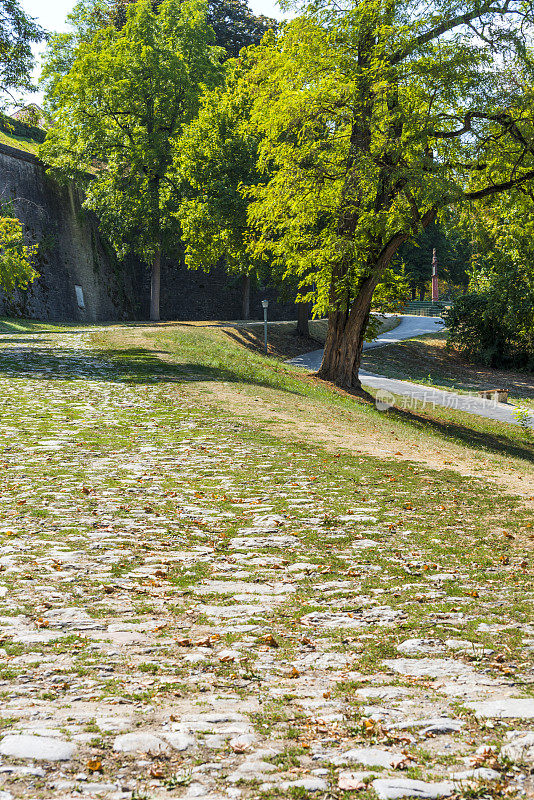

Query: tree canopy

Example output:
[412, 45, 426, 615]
[41, 0, 222, 320]
[177, 62, 261, 278]
[41, 0, 275, 106]
[244, 0, 534, 388]
[0, 0, 44, 104]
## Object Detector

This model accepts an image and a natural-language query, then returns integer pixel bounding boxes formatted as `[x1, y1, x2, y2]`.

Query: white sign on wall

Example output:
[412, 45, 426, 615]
[74, 285, 85, 309]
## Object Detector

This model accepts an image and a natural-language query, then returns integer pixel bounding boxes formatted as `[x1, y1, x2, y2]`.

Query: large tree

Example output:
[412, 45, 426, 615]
[41, 0, 275, 105]
[0, 0, 44, 104]
[247, 0, 534, 391]
[41, 0, 221, 321]
[114, 0, 277, 55]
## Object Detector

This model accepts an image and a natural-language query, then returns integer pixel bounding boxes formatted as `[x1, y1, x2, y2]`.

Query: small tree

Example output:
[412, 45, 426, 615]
[447, 195, 534, 369]
[0, 207, 38, 291]
[41, 0, 221, 320]
[247, 1, 534, 391]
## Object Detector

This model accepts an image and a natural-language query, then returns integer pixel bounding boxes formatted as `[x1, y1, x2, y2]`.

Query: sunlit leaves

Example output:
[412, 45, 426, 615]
[0, 212, 38, 292]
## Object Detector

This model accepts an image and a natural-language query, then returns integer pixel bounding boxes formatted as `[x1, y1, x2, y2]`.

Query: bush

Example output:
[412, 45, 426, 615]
[446, 281, 534, 371]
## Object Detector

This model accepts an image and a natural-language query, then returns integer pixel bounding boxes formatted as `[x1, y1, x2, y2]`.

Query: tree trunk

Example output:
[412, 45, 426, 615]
[296, 301, 310, 337]
[150, 246, 161, 322]
[241, 274, 250, 320]
[317, 210, 437, 390]
[419, 284, 426, 301]
[317, 273, 377, 390]
[411, 286, 417, 300]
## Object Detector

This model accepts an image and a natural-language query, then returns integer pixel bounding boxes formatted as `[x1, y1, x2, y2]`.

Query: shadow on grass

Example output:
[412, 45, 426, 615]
[1, 329, 532, 469]
[223, 324, 323, 359]
[0, 343, 305, 397]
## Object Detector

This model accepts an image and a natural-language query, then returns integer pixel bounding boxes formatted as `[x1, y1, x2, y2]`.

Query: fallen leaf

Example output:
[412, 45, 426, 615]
[289, 666, 300, 678]
[87, 759, 102, 773]
[261, 633, 279, 648]
[150, 763, 165, 778]
[338, 773, 365, 791]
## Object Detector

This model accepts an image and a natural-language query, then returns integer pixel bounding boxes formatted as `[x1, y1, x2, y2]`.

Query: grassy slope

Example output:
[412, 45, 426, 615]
[2, 315, 532, 494]
[0, 129, 40, 155]
[87, 322, 534, 501]
[362, 332, 534, 409]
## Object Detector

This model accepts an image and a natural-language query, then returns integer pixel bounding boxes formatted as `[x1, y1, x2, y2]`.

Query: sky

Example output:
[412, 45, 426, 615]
[16, 0, 285, 108]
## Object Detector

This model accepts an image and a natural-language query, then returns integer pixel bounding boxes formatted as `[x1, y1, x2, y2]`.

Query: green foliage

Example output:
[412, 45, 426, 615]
[177, 62, 261, 277]
[41, 0, 274, 107]
[205, 0, 276, 59]
[446, 197, 534, 370]
[0, 207, 38, 291]
[245, 0, 534, 334]
[41, 0, 222, 268]
[447, 287, 534, 370]
[0, 0, 44, 103]
[397, 219, 470, 299]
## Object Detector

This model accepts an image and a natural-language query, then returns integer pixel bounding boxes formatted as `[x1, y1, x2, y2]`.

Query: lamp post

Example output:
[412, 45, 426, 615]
[432, 248, 439, 302]
[262, 299, 269, 354]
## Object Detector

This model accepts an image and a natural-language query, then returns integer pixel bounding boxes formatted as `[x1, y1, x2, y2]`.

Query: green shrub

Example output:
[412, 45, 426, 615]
[446, 277, 534, 370]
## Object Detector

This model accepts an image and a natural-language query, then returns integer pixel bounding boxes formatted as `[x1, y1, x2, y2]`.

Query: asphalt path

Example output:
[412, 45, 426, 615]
[287, 315, 533, 427]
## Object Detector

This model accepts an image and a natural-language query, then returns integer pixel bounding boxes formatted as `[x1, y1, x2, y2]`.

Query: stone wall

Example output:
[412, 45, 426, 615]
[0, 143, 296, 322]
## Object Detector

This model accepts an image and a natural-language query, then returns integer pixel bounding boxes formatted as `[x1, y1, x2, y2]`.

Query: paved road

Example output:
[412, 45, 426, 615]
[288, 315, 533, 427]
[289, 315, 444, 371]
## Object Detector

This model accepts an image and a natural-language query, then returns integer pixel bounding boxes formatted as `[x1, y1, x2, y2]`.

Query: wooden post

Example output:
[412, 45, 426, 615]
[432, 248, 439, 302]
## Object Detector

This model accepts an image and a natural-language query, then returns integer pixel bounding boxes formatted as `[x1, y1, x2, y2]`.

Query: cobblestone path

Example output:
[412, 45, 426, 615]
[0, 328, 531, 800]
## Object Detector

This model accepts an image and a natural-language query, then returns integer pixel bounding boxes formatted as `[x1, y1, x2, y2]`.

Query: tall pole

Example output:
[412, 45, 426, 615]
[431, 248, 439, 302]
[262, 300, 269, 354]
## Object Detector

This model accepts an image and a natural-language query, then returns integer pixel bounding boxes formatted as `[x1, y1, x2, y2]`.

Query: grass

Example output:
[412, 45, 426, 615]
[225, 314, 399, 359]
[0, 128, 41, 155]
[362, 331, 534, 407]
[87, 322, 534, 497]
[0, 317, 80, 333]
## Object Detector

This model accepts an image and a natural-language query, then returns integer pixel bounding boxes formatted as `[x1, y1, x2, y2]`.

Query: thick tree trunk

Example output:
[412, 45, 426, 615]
[317, 211, 437, 390]
[241, 274, 250, 320]
[419, 284, 426, 301]
[317, 274, 376, 390]
[150, 247, 161, 322]
[296, 301, 310, 337]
